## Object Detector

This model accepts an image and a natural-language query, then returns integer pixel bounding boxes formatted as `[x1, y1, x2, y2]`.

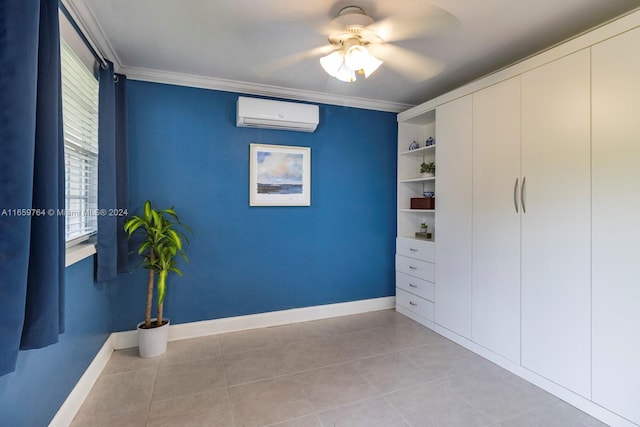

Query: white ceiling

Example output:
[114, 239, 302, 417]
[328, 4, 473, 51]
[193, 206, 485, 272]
[65, 0, 639, 112]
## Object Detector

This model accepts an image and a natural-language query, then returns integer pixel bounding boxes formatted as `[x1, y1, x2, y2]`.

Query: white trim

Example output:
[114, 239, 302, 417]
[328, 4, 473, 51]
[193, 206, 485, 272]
[120, 66, 411, 113]
[428, 323, 637, 427]
[48, 335, 114, 427]
[65, 242, 96, 267]
[112, 296, 396, 349]
[60, 0, 122, 69]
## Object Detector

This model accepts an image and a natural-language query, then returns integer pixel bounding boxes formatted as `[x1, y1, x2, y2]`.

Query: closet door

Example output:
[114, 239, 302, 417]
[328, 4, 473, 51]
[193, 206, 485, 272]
[472, 77, 521, 363]
[435, 95, 472, 338]
[592, 26, 640, 425]
[520, 49, 591, 398]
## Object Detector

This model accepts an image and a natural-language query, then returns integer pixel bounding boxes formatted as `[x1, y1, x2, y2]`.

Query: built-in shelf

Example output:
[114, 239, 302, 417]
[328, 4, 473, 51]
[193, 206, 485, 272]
[399, 145, 436, 157]
[399, 176, 436, 183]
[400, 209, 435, 213]
[399, 234, 435, 242]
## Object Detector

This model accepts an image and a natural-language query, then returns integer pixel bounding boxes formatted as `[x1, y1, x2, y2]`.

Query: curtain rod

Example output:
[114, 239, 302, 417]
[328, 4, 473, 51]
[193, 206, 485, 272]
[58, 1, 109, 70]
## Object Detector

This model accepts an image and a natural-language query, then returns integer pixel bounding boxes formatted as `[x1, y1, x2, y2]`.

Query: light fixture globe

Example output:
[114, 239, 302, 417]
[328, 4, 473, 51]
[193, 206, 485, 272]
[320, 51, 344, 77]
[335, 63, 356, 82]
[344, 45, 369, 71]
[361, 53, 383, 78]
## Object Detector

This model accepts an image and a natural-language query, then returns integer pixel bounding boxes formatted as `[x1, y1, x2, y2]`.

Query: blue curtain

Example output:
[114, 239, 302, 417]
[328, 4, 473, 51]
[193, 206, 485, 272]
[96, 66, 129, 282]
[115, 74, 130, 274]
[0, 0, 65, 376]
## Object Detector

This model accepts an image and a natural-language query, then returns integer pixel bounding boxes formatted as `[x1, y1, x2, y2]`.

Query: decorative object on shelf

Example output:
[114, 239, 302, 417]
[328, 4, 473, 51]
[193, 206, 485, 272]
[415, 231, 433, 240]
[423, 191, 434, 198]
[411, 197, 435, 209]
[425, 136, 435, 146]
[250, 143, 311, 206]
[420, 162, 436, 177]
[409, 140, 420, 150]
[417, 223, 433, 240]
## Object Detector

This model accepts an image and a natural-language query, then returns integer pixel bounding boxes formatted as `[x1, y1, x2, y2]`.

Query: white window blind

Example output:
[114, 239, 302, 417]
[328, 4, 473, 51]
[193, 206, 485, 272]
[60, 39, 99, 245]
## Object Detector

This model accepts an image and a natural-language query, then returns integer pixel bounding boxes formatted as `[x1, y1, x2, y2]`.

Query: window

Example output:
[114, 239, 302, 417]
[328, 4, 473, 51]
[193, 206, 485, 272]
[60, 38, 99, 245]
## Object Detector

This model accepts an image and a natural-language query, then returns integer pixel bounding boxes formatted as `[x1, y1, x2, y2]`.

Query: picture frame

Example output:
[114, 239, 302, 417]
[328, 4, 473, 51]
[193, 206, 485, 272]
[249, 143, 311, 206]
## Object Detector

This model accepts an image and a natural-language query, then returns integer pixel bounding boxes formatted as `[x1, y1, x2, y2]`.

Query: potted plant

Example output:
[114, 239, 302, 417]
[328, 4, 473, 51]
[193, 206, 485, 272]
[124, 200, 191, 358]
[420, 162, 436, 177]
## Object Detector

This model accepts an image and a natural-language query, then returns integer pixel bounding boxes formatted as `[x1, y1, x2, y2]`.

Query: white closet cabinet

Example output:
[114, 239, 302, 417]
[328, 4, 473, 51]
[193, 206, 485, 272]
[471, 77, 522, 364]
[592, 26, 640, 425]
[434, 95, 472, 338]
[520, 49, 592, 398]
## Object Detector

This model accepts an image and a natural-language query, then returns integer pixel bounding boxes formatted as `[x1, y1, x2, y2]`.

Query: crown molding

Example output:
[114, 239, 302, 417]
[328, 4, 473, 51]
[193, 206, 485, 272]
[120, 66, 413, 113]
[60, 0, 123, 69]
[63, 0, 411, 112]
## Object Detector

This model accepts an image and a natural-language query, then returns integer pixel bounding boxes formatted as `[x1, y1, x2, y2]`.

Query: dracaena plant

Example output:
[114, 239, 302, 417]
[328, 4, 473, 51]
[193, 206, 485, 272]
[124, 200, 191, 329]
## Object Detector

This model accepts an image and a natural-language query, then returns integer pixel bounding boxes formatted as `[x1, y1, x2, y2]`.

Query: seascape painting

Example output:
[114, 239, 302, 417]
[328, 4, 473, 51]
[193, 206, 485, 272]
[250, 144, 311, 206]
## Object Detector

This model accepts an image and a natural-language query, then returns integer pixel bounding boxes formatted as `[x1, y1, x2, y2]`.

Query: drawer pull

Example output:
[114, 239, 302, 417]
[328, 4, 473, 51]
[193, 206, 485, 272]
[409, 283, 418, 288]
[409, 301, 418, 306]
[409, 266, 418, 270]
[409, 248, 418, 252]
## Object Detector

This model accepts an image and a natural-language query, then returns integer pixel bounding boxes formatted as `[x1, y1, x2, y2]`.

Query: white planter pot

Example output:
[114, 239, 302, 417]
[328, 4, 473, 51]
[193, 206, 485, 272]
[137, 318, 170, 358]
[421, 172, 435, 178]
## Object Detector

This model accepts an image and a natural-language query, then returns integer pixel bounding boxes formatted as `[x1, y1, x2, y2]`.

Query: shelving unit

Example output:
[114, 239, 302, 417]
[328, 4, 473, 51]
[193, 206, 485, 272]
[397, 108, 437, 241]
[395, 106, 438, 327]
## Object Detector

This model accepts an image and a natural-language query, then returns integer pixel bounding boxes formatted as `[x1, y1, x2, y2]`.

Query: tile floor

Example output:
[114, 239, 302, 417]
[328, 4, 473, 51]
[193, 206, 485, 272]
[71, 310, 607, 427]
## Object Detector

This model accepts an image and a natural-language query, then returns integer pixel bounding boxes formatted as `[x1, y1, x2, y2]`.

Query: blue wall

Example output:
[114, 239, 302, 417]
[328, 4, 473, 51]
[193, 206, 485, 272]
[0, 256, 111, 426]
[110, 82, 398, 331]
[0, 82, 397, 424]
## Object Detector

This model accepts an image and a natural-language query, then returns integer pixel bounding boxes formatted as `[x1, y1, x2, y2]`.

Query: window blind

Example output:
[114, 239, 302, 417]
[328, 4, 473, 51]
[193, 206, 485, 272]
[61, 39, 99, 244]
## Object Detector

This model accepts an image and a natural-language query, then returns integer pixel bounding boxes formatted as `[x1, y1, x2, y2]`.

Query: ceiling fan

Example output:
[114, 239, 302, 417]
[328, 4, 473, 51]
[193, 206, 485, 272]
[318, 4, 457, 83]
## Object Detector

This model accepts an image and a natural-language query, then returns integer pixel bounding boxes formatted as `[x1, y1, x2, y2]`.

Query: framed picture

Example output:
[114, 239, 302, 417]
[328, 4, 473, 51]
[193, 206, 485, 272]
[249, 143, 311, 206]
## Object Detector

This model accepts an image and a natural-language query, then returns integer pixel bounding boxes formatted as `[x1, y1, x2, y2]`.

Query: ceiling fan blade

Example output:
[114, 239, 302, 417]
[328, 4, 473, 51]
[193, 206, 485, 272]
[255, 45, 336, 78]
[366, 5, 459, 43]
[369, 43, 444, 82]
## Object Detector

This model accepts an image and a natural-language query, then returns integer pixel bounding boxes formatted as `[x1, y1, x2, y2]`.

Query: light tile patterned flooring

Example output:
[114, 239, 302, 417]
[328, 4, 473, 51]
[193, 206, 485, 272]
[71, 310, 607, 427]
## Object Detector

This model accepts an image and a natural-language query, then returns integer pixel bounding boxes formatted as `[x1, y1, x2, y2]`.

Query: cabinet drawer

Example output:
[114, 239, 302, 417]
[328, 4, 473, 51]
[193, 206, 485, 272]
[396, 288, 434, 321]
[396, 271, 434, 302]
[396, 237, 434, 262]
[395, 254, 435, 281]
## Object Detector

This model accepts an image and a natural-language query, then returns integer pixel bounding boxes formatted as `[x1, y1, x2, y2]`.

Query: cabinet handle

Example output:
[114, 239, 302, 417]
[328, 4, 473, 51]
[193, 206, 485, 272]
[409, 248, 418, 252]
[409, 266, 417, 270]
[409, 283, 418, 288]
[513, 177, 519, 213]
[409, 301, 418, 306]
[521, 176, 527, 214]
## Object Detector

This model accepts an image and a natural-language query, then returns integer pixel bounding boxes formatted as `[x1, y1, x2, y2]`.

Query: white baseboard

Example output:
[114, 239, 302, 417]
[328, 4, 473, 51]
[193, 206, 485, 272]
[112, 296, 396, 349]
[48, 335, 114, 427]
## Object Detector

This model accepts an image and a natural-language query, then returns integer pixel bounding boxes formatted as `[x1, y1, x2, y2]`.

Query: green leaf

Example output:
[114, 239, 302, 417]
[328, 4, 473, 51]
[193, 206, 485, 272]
[143, 200, 152, 219]
[151, 210, 161, 228]
[167, 229, 182, 250]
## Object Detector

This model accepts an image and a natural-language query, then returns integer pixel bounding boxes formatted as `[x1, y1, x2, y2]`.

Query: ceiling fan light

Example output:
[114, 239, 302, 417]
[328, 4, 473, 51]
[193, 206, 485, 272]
[335, 63, 356, 82]
[320, 51, 344, 77]
[362, 54, 383, 78]
[344, 45, 369, 71]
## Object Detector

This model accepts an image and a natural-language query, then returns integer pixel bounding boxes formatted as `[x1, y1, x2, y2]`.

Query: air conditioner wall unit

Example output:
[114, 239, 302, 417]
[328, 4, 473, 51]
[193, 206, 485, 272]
[236, 96, 319, 133]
